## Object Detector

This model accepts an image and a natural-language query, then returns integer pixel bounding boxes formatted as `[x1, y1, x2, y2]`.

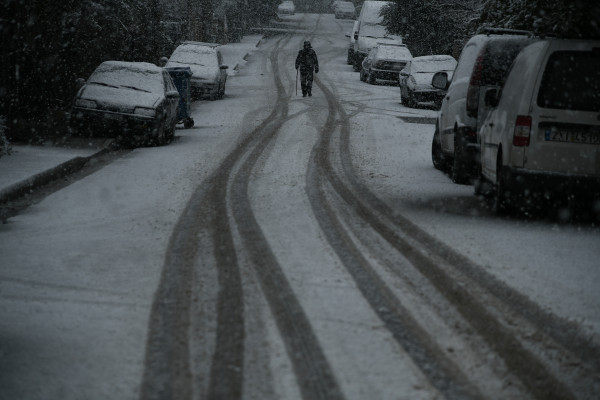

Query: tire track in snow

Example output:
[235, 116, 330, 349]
[306, 77, 482, 400]
[312, 59, 598, 398]
[141, 23, 345, 400]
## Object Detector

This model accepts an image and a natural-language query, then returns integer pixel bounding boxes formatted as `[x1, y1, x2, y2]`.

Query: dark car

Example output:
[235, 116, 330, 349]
[70, 61, 180, 146]
[360, 43, 412, 84]
[399, 55, 457, 108]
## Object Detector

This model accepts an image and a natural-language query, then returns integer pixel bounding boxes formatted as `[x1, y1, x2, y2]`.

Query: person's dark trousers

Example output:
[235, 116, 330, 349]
[300, 69, 314, 96]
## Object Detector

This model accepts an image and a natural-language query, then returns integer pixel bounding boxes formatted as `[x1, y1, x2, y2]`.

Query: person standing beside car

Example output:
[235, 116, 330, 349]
[295, 41, 319, 97]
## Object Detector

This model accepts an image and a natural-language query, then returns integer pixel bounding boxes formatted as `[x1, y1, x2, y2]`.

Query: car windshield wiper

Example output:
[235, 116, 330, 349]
[171, 60, 205, 66]
[120, 85, 152, 93]
[89, 81, 119, 89]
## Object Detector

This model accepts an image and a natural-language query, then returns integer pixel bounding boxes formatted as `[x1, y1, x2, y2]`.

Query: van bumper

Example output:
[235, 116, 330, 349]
[504, 167, 600, 200]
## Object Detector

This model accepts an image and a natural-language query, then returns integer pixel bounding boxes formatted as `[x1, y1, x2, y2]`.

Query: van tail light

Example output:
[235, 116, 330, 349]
[513, 115, 532, 147]
[466, 52, 485, 118]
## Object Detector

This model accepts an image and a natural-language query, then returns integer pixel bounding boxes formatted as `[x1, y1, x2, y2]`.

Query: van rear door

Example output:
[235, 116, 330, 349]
[526, 41, 600, 177]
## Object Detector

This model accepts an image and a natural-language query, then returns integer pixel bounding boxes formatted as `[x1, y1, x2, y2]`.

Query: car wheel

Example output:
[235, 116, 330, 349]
[368, 69, 376, 84]
[408, 90, 418, 108]
[452, 130, 471, 184]
[155, 122, 168, 146]
[493, 151, 512, 214]
[220, 80, 226, 98]
[431, 126, 448, 171]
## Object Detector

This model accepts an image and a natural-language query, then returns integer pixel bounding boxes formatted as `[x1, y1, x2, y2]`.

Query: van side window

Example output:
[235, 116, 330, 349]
[481, 41, 530, 86]
[537, 51, 600, 111]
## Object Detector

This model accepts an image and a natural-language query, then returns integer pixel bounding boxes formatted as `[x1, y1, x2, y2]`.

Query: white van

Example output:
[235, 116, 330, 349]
[478, 38, 600, 213]
[352, 1, 401, 71]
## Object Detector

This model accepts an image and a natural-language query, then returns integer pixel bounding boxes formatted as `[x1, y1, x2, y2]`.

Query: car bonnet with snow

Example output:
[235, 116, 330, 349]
[75, 61, 165, 113]
[373, 44, 412, 70]
[410, 56, 457, 88]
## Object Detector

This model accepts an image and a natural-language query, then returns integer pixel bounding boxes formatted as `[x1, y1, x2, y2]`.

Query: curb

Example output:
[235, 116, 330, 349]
[0, 147, 110, 204]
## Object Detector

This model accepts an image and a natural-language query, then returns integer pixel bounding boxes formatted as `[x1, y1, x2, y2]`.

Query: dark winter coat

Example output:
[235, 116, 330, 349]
[295, 48, 319, 73]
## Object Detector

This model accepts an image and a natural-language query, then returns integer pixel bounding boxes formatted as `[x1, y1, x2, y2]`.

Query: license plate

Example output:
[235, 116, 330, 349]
[544, 126, 600, 145]
[103, 112, 122, 121]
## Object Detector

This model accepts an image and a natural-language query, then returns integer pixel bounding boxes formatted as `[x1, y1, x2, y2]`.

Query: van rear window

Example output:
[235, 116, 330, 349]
[537, 51, 600, 111]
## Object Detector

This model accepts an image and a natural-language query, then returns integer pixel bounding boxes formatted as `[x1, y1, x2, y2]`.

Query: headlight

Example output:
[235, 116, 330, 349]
[75, 99, 97, 109]
[134, 107, 156, 117]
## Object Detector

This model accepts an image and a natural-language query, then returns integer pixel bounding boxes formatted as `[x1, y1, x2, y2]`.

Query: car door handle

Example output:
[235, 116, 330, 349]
[489, 123, 494, 127]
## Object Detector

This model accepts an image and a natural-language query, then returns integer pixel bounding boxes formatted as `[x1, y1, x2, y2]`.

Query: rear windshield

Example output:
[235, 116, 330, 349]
[537, 50, 600, 111]
[481, 38, 533, 85]
[378, 46, 412, 60]
[170, 47, 218, 67]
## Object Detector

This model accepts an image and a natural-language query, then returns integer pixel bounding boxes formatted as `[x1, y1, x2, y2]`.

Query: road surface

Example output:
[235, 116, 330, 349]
[1, 13, 599, 400]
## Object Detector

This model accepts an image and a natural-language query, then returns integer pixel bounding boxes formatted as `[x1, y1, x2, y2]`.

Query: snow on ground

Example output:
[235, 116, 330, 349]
[349, 110, 600, 341]
[0, 36, 264, 400]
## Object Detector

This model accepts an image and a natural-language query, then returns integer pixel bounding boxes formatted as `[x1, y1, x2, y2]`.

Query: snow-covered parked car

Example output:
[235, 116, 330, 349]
[360, 43, 412, 84]
[278, 1, 295, 15]
[477, 38, 600, 213]
[399, 55, 457, 108]
[334, 1, 356, 19]
[70, 61, 179, 146]
[165, 41, 228, 100]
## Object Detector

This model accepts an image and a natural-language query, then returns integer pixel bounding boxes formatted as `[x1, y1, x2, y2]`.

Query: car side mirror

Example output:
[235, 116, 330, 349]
[75, 78, 85, 90]
[354, 33, 358, 40]
[167, 90, 180, 99]
[484, 88, 499, 107]
[220, 65, 229, 70]
[431, 72, 449, 90]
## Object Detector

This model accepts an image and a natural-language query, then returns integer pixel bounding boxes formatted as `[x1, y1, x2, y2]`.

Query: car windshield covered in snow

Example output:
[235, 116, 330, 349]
[88, 62, 163, 94]
[411, 56, 457, 73]
[377, 45, 412, 60]
[169, 47, 219, 68]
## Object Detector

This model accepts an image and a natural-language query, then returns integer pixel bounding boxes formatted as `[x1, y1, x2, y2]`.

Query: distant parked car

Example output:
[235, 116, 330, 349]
[360, 43, 412, 84]
[278, 1, 296, 15]
[165, 41, 228, 100]
[334, 1, 356, 19]
[430, 29, 538, 184]
[70, 61, 179, 146]
[399, 55, 457, 108]
[477, 38, 600, 213]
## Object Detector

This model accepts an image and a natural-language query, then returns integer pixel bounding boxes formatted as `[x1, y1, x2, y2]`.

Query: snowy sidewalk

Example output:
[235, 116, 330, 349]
[0, 34, 263, 205]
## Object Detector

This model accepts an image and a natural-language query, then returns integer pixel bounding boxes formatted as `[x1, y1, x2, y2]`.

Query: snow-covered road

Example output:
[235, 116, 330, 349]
[1, 13, 598, 400]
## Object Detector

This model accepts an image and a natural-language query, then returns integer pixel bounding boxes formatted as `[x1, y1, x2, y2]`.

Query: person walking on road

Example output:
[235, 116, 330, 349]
[295, 40, 319, 97]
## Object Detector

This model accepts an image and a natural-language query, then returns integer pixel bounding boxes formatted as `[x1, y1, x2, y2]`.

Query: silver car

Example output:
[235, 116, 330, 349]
[166, 42, 229, 100]
[360, 43, 412, 84]
[399, 55, 457, 108]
